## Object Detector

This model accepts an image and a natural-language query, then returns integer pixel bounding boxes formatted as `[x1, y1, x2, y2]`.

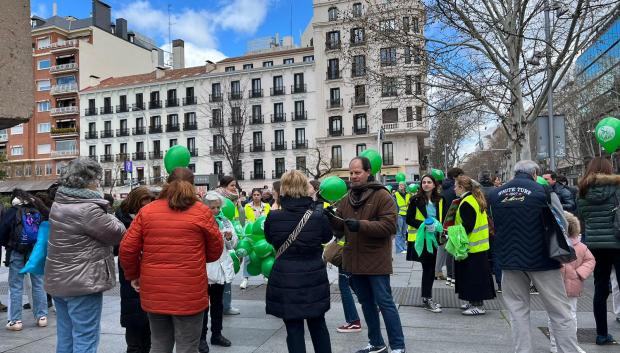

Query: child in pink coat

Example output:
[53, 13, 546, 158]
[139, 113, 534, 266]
[549, 211, 596, 353]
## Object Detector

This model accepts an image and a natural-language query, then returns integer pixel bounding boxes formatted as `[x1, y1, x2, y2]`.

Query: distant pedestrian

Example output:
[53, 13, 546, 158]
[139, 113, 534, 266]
[394, 182, 410, 254]
[543, 170, 576, 212]
[441, 167, 464, 287]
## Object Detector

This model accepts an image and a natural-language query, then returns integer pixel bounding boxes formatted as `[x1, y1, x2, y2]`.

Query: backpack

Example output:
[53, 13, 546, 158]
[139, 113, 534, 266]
[14, 206, 42, 246]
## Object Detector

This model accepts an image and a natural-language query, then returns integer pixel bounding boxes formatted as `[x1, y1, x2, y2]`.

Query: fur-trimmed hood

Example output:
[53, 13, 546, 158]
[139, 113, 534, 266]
[581, 173, 620, 203]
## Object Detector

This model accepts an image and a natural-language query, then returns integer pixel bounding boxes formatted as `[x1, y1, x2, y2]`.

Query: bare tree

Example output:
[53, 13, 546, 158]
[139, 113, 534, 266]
[297, 146, 334, 180]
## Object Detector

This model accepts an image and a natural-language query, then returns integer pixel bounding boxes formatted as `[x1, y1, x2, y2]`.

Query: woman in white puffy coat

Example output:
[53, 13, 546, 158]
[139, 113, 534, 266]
[199, 192, 239, 352]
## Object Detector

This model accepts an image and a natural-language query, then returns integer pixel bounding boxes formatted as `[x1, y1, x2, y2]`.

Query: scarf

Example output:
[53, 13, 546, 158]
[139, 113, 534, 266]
[348, 181, 386, 209]
[58, 186, 103, 200]
[215, 187, 239, 203]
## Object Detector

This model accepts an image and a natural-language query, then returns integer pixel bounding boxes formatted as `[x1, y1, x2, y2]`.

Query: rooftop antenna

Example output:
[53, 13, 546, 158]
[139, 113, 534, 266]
[168, 4, 173, 67]
[290, 0, 293, 44]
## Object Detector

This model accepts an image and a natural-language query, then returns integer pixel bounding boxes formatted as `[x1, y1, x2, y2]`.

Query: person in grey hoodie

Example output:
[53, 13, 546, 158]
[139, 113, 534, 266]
[45, 158, 126, 353]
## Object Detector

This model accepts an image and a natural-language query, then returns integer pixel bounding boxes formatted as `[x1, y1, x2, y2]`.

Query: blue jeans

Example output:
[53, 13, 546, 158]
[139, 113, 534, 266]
[338, 268, 359, 323]
[223, 282, 232, 311]
[8, 251, 48, 321]
[54, 292, 103, 353]
[395, 216, 408, 253]
[351, 275, 405, 350]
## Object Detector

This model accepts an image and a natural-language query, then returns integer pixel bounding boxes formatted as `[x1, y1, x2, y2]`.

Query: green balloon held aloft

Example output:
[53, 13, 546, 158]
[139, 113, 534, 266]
[235, 248, 248, 258]
[229, 250, 240, 274]
[536, 176, 549, 186]
[252, 216, 266, 236]
[236, 238, 253, 254]
[320, 176, 348, 202]
[246, 260, 262, 276]
[407, 183, 419, 194]
[221, 198, 236, 221]
[254, 239, 273, 258]
[261, 256, 275, 278]
[163, 145, 191, 174]
[595, 116, 620, 153]
[395, 172, 406, 183]
[359, 149, 382, 174]
[431, 169, 445, 182]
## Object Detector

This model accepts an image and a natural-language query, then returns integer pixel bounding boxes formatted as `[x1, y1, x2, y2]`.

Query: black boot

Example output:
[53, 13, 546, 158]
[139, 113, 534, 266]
[211, 335, 231, 347]
[198, 339, 210, 353]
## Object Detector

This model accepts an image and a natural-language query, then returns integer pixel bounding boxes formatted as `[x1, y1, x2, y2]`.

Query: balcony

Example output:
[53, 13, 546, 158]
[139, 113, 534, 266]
[165, 98, 179, 107]
[326, 70, 341, 80]
[84, 131, 98, 139]
[149, 151, 163, 160]
[150, 176, 165, 185]
[183, 96, 197, 105]
[326, 99, 343, 109]
[88, 155, 98, 162]
[249, 89, 263, 98]
[325, 40, 341, 50]
[272, 170, 285, 179]
[229, 117, 243, 126]
[382, 121, 428, 133]
[50, 127, 78, 137]
[116, 153, 129, 162]
[49, 39, 79, 51]
[292, 140, 308, 149]
[149, 125, 162, 134]
[381, 90, 398, 98]
[100, 129, 114, 138]
[100, 106, 113, 115]
[133, 126, 146, 135]
[250, 115, 264, 125]
[116, 105, 129, 113]
[353, 125, 368, 135]
[50, 149, 79, 158]
[210, 146, 224, 155]
[228, 92, 243, 100]
[49, 62, 78, 73]
[291, 84, 307, 94]
[209, 119, 224, 128]
[328, 128, 343, 137]
[271, 113, 286, 123]
[234, 172, 245, 181]
[184, 122, 198, 131]
[209, 94, 223, 103]
[149, 100, 162, 109]
[100, 154, 114, 163]
[350, 38, 367, 47]
[292, 111, 307, 121]
[381, 59, 397, 67]
[352, 96, 369, 107]
[270, 86, 286, 96]
[251, 171, 265, 180]
[132, 103, 145, 111]
[166, 124, 180, 132]
[133, 152, 147, 161]
[352, 64, 366, 78]
[116, 128, 130, 137]
[50, 83, 78, 95]
[189, 148, 198, 157]
[51, 106, 79, 116]
[249, 143, 265, 152]
[84, 107, 98, 116]
[271, 141, 287, 151]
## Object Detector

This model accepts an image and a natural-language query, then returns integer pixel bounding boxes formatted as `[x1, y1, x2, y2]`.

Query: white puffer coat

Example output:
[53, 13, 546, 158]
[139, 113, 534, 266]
[207, 217, 239, 284]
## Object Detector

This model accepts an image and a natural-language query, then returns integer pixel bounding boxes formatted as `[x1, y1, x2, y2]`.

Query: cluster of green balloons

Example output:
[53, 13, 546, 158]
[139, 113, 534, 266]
[595, 116, 620, 154]
[163, 145, 191, 174]
[320, 176, 348, 202]
[234, 215, 276, 278]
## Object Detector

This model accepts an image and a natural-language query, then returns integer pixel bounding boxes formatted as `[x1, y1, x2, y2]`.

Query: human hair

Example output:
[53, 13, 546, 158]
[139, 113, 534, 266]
[219, 175, 236, 188]
[543, 170, 557, 180]
[415, 174, 441, 203]
[104, 194, 115, 207]
[447, 167, 464, 179]
[251, 188, 263, 196]
[564, 211, 581, 238]
[350, 156, 371, 172]
[160, 168, 197, 211]
[120, 186, 155, 214]
[514, 160, 539, 178]
[203, 191, 223, 205]
[309, 180, 321, 193]
[456, 175, 487, 212]
[12, 188, 50, 219]
[59, 157, 102, 189]
[280, 170, 309, 198]
[578, 157, 613, 198]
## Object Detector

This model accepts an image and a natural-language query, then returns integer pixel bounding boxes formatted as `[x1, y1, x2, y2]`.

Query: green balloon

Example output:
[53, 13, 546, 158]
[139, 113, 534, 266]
[250, 232, 265, 243]
[536, 176, 549, 186]
[359, 149, 382, 174]
[221, 198, 236, 221]
[320, 176, 348, 202]
[595, 117, 620, 153]
[395, 172, 406, 182]
[407, 183, 419, 194]
[247, 260, 262, 276]
[261, 256, 275, 278]
[236, 238, 253, 253]
[244, 222, 254, 236]
[254, 239, 273, 258]
[229, 250, 240, 274]
[431, 169, 445, 182]
[235, 248, 248, 258]
[252, 216, 266, 236]
[163, 145, 191, 174]
[248, 250, 261, 265]
[385, 185, 393, 192]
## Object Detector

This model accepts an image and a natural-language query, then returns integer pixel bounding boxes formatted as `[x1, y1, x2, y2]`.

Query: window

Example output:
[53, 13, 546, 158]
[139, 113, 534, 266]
[56, 140, 76, 152]
[296, 156, 306, 172]
[45, 163, 53, 175]
[283, 58, 294, 65]
[354, 85, 366, 104]
[275, 130, 285, 145]
[225, 66, 235, 72]
[327, 58, 340, 79]
[413, 46, 422, 64]
[356, 144, 367, 155]
[169, 139, 177, 147]
[380, 18, 396, 32]
[382, 142, 394, 165]
[214, 161, 223, 176]
[37, 122, 50, 133]
[275, 158, 286, 177]
[412, 17, 420, 33]
[89, 146, 96, 157]
[11, 124, 23, 135]
[295, 128, 306, 144]
[352, 55, 366, 77]
[231, 107, 242, 123]
[37, 101, 51, 112]
[330, 88, 341, 106]
[326, 31, 341, 49]
[405, 75, 413, 94]
[331, 146, 342, 168]
[263, 61, 273, 67]
[352, 2, 363, 17]
[212, 83, 221, 96]
[293, 73, 305, 92]
[416, 106, 423, 121]
[243, 63, 253, 70]
[407, 107, 414, 121]
[254, 159, 264, 175]
[328, 7, 338, 21]
[303, 55, 314, 62]
[404, 47, 412, 64]
[11, 146, 23, 156]
[381, 77, 398, 97]
[294, 101, 305, 118]
[37, 37, 50, 49]
[37, 59, 51, 70]
[351, 28, 365, 45]
[252, 78, 261, 94]
[24, 165, 32, 177]
[56, 75, 75, 85]
[380, 47, 397, 66]
[253, 131, 263, 145]
[252, 105, 262, 121]
[329, 116, 342, 135]
[403, 17, 410, 32]
[37, 80, 51, 91]
[35, 165, 43, 176]
[382, 108, 398, 123]
[415, 75, 422, 95]
[273, 75, 284, 93]
[56, 161, 67, 175]
[274, 102, 284, 116]
[37, 144, 51, 154]
[187, 137, 196, 151]
[354, 114, 367, 131]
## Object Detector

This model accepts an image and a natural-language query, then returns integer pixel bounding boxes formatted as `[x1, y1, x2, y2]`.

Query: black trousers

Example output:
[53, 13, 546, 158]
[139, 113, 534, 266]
[591, 249, 620, 336]
[421, 252, 437, 298]
[283, 316, 332, 353]
[125, 323, 151, 353]
[201, 283, 224, 340]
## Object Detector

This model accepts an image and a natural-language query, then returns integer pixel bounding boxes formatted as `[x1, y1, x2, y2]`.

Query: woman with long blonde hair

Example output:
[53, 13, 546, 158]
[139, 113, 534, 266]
[453, 175, 496, 315]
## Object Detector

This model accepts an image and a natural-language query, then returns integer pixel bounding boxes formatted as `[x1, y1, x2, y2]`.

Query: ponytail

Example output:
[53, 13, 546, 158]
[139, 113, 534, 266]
[160, 180, 198, 211]
[456, 175, 487, 212]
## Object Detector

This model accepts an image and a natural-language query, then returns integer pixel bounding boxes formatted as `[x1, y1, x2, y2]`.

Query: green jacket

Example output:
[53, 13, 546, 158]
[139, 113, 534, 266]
[577, 174, 620, 250]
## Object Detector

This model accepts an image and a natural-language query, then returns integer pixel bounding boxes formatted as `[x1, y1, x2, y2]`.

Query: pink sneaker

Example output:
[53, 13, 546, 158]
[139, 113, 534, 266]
[336, 320, 362, 333]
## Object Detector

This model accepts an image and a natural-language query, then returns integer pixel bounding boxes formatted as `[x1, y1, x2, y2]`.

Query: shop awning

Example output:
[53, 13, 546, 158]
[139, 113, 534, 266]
[0, 179, 57, 193]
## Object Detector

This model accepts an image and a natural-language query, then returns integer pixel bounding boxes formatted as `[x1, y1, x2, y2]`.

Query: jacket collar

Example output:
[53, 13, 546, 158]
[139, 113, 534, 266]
[515, 172, 535, 181]
[280, 196, 313, 212]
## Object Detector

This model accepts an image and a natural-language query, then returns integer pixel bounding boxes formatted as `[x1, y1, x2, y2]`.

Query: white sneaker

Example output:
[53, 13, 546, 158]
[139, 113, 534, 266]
[6, 321, 23, 331]
[460, 303, 471, 310]
[240, 278, 248, 289]
[391, 349, 406, 353]
[462, 306, 486, 316]
[37, 317, 48, 327]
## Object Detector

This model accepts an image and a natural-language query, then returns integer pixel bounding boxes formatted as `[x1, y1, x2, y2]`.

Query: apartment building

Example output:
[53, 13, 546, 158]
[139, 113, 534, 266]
[79, 43, 317, 193]
[1, 0, 161, 191]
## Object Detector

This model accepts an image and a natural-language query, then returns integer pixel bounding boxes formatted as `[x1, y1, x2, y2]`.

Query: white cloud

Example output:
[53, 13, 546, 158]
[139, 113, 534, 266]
[161, 42, 227, 68]
[215, 0, 270, 34]
[32, 2, 50, 18]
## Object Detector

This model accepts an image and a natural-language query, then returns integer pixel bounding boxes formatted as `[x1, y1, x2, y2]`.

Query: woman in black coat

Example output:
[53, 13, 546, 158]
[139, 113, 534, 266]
[265, 170, 333, 353]
[115, 187, 154, 353]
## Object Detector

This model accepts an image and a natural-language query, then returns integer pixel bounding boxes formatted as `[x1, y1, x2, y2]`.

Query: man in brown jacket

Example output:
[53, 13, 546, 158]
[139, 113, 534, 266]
[329, 157, 405, 353]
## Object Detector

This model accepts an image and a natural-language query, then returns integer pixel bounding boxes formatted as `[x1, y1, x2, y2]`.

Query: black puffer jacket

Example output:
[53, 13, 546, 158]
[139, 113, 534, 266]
[115, 208, 148, 329]
[577, 174, 620, 250]
[265, 196, 332, 320]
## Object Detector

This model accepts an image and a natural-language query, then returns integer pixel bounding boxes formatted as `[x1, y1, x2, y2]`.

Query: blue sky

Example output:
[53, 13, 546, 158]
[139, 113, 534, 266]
[31, 0, 314, 65]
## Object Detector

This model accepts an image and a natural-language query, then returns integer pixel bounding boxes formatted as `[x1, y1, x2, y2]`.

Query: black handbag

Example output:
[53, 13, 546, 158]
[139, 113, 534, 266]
[542, 187, 576, 263]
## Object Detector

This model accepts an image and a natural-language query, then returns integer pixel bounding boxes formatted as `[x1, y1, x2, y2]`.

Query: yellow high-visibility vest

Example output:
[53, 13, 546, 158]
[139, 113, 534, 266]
[455, 194, 490, 253]
[407, 198, 444, 242]
[244, 202, 271, 222]
[395, 192, 411, 216]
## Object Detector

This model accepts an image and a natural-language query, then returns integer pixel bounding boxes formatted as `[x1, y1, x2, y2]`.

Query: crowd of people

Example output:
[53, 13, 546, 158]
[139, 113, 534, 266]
[0, 156, 619, 353]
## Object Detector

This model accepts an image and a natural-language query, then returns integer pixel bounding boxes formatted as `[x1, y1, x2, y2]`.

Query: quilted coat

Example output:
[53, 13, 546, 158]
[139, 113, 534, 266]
[119, 199, 223, 316]
[561, 237, 596, 297]
[577, 174, 620, 249]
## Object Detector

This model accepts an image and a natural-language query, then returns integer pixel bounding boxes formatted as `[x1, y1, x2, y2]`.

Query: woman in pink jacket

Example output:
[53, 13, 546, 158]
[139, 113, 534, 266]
[549, 211, 596, 353]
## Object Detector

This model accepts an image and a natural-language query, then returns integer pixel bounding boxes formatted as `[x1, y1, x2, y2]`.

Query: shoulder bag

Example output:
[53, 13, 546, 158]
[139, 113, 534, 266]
[275, 209, 314, 260]
[543, 186, 576, 263]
